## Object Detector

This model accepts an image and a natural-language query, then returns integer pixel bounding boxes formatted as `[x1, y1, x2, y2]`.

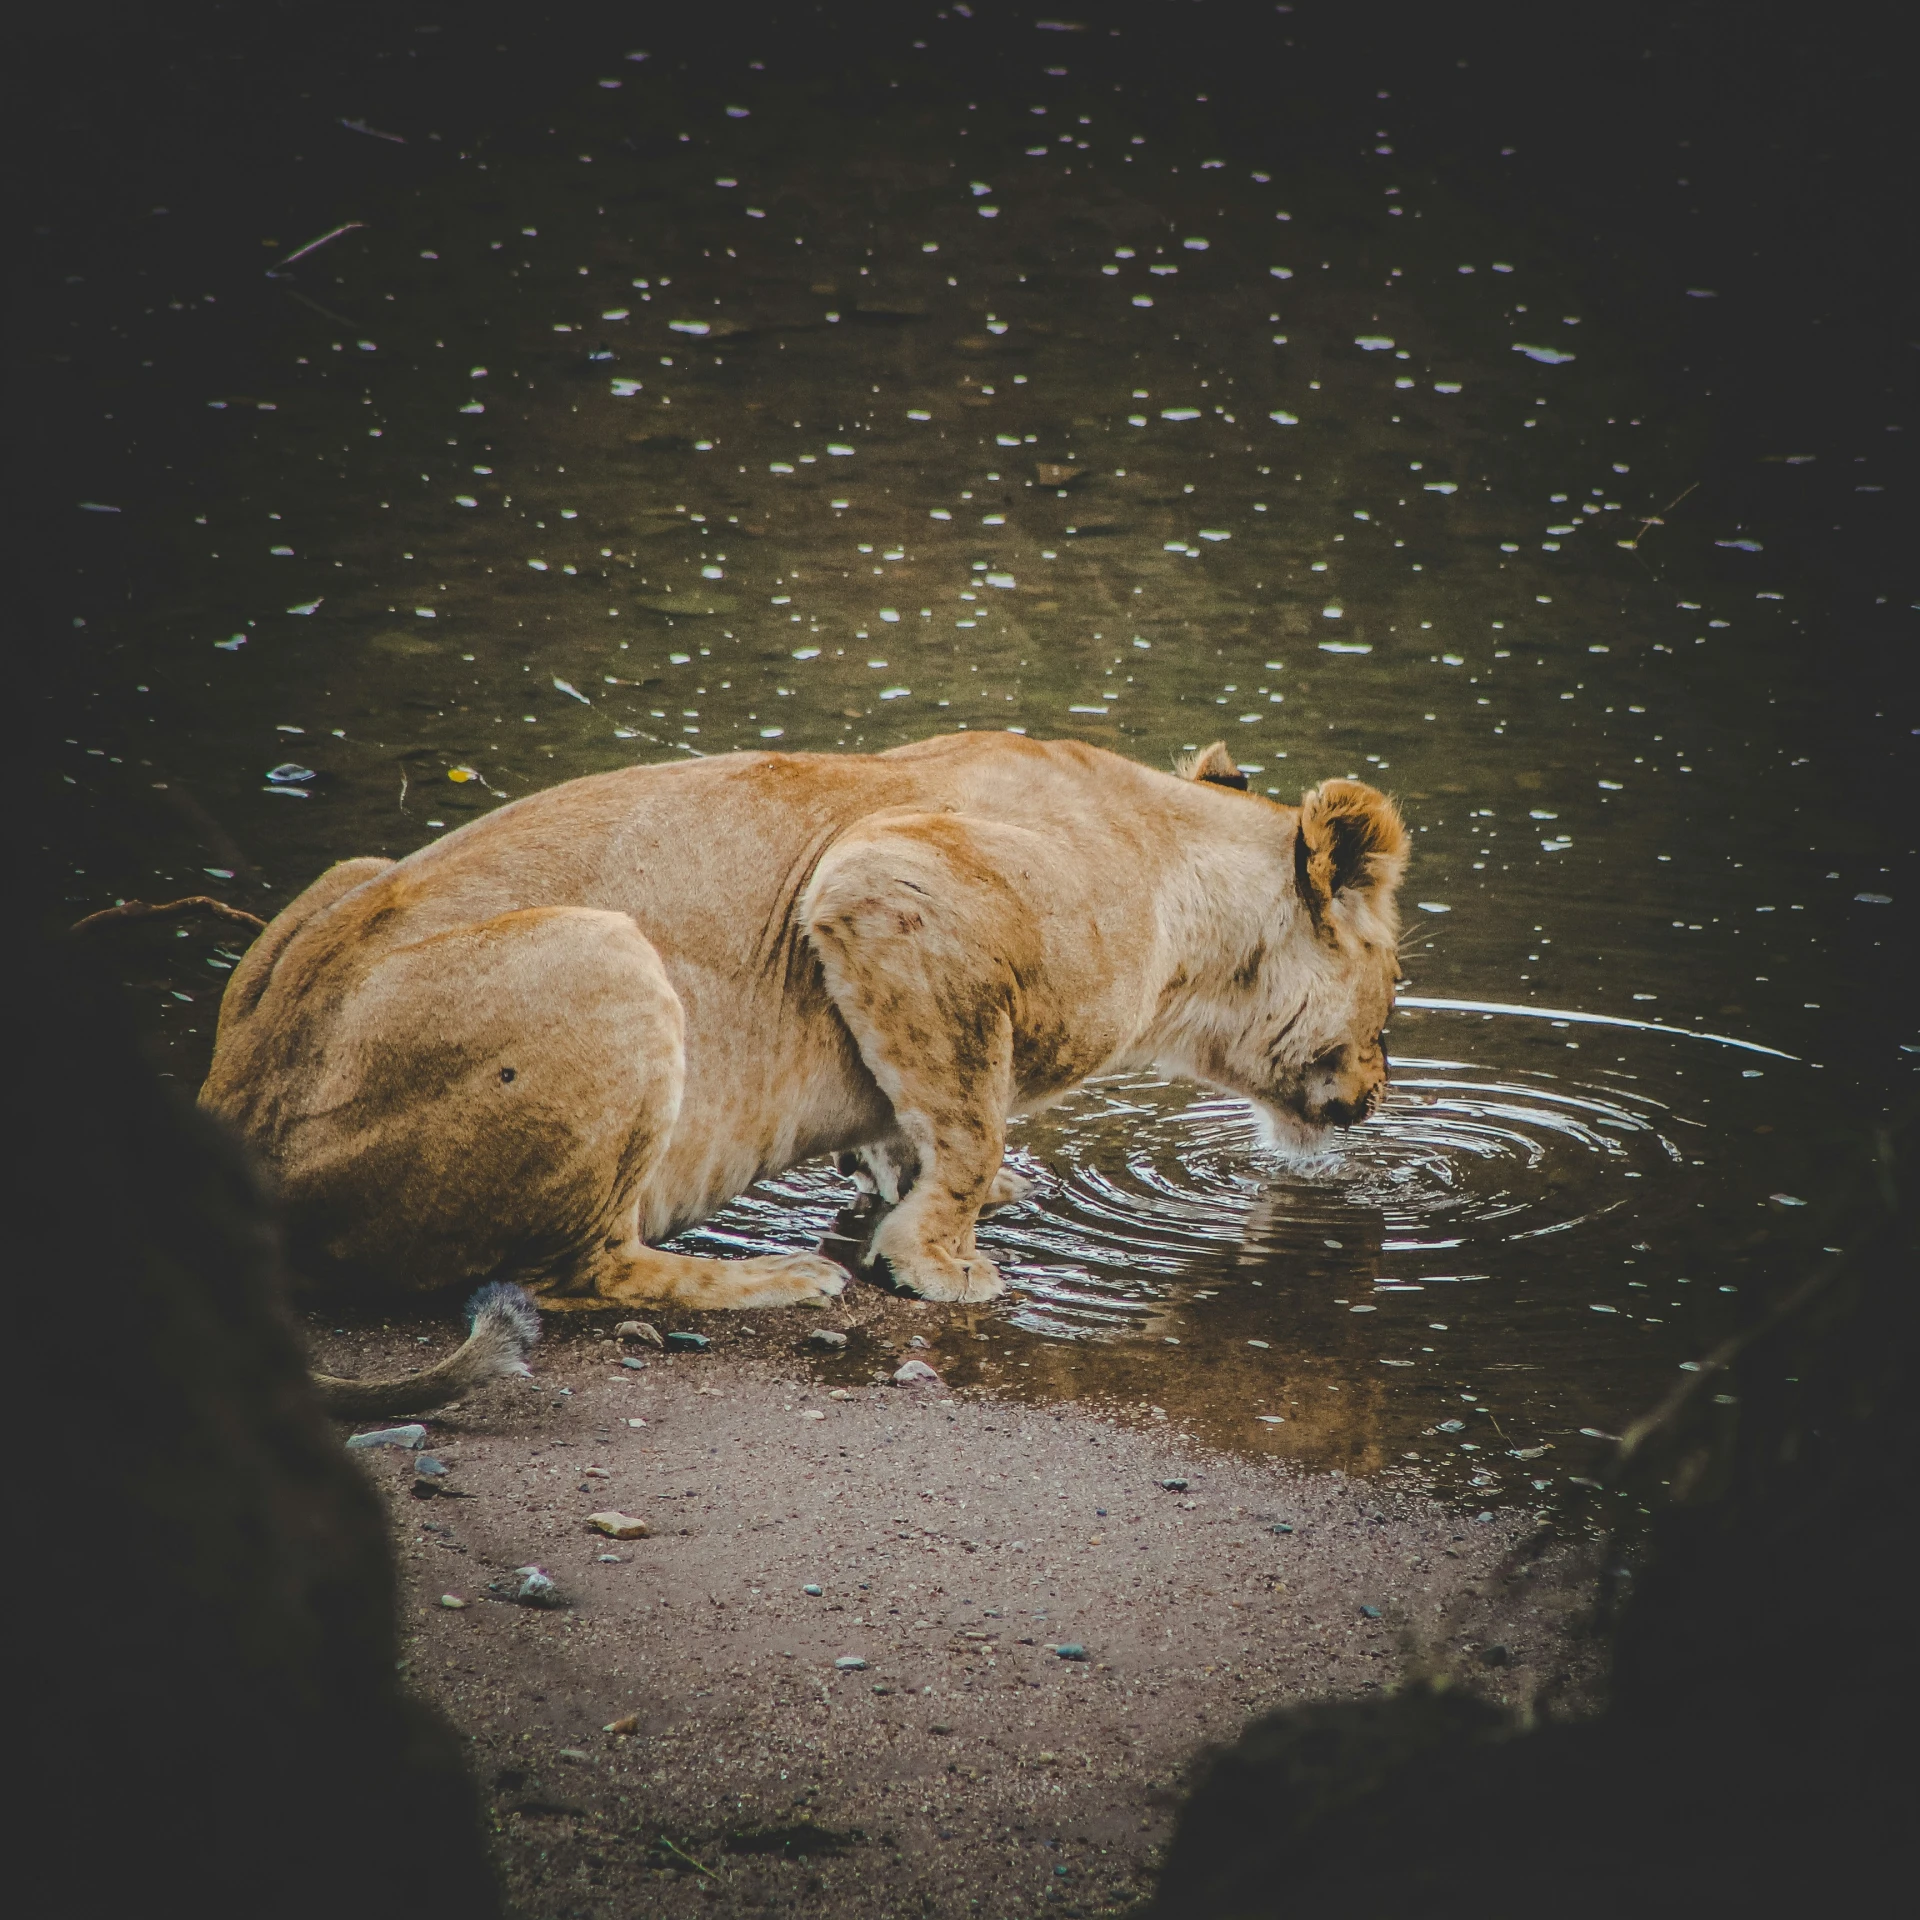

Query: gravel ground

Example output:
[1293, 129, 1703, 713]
[314, 1294, 1605, 1919]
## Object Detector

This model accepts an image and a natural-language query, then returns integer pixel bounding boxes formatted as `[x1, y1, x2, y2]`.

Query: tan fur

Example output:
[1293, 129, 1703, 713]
[202, 735, 1407, 1310]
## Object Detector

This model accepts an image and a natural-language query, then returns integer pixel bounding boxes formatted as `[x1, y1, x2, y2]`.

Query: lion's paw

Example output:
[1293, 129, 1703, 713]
[880, 1245, 1005, 1305]
[727, 1252, 849, 1307]
[982, 1165, 1037, 1212]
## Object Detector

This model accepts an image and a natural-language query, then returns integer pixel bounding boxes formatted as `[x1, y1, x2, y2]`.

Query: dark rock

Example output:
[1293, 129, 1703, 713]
[17, 946, 500, 1916]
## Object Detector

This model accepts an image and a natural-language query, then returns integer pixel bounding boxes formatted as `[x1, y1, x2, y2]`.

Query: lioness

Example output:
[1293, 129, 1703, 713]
[203, 733, 1407, 1314]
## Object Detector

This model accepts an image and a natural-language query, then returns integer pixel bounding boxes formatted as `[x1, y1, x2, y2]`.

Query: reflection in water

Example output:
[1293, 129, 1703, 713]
[42, 15, 1880, 1509]
[674, 1001, 1812, 1500]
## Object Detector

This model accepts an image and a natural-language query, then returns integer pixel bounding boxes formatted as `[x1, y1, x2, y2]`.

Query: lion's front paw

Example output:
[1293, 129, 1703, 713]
[982, 1164, 1037, 1212]
[879, 1244, 1004, 1305]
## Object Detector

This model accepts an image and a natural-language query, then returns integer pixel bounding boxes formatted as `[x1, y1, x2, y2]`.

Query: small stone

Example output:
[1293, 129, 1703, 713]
[1269, 1522, 1294, 1535]
[808, 1327, 849, 1349]
[908, 1334, 929, 1349]
[1360, 1604, 1383, 1620]
[665, 1331, 711, 1352]
[620, 1357, 649, 1371]
[891, 1358, 942, 1386]
[413, 1454, 451, 1476]
[835, 1655, 868, 1670]
[803, 1583, 824, 1596]
[799, 1409, 827, 1420]
[604, 1714, 640, 1736]
[1437, 1419, 1466, 1433]
[587, 1511, 650, 1539]
[1054, 1643, 1088, 1661]
[438, 1593, 467, 1610]
[582, 1465, 611, 1479]
[616, 1320, 663, 1346]
[828, 1388, 854, 1400]
[346, 1424, 427, 1450]
[1160, 1478, 1188, 1492]
[557, 1748, 591, 1763]
[513, 1565, 565, 1608]
[596, 1553, 625, 1564]
[930, 1722, 954, 1734]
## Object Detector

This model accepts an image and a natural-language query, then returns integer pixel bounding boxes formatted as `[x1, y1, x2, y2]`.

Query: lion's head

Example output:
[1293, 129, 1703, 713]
[1172, 744, 1410, 1149]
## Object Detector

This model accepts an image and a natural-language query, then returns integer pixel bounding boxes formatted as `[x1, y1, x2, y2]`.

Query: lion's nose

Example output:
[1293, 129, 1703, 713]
[1320, 1081, 1384, 1128]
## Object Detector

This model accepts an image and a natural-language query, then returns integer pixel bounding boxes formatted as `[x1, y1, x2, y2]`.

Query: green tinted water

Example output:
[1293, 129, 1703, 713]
[60, 56, 1879, 1507]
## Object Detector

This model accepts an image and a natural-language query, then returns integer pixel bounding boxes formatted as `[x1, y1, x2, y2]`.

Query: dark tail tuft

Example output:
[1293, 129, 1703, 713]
[465, 1280, 541, 1350]
[314, 1285, 542, 1419]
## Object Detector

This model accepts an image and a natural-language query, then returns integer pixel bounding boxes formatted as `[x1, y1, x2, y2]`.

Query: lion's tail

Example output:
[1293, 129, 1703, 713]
[313, 1282, 541, 1418]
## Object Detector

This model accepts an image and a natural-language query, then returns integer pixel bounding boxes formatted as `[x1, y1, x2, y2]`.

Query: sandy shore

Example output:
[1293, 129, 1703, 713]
[315, 1295, 1604, 1918]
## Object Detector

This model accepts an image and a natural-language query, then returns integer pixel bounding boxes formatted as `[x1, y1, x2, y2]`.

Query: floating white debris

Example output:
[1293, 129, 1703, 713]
[528, 559, 549, 570]
[1715, 537, 1764, 552]
[1321, 642, 1372, 654]
[610, 379, 643, 397]
[1514, 344, 1575, 364]
[826, 443, 855, 456]
[1197, 528, 1230, 541]
[669, 319, 710, 335]
[1417, 901, 1452, 914]
[879, 687, 911, 700]
[287, 598, 322, 615]
[553, 678, 591, 704]
[907, 409, 932, 421]
[1161, 407, 1201, 421]
[1433, 381, 1463, 393]
[984, 574, 1017, 589]
[1424, 482, 1457, 494]
[1270, 410, 1299, 425]
[1355, 335, 1395, 351]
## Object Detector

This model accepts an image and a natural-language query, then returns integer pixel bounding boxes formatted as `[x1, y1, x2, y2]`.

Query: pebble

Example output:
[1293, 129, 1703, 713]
[557, 1748, 591, 1763]
[1054, 1643, 1088, 1661]
[891, 1358, 942, 1386]
[346, 1424, 427, 1450]
[439, 1593, 467, 1610]
[835, 1655, 868, 1670]
[908, 1334, 930, 1349]
[1360, 1604, 1383, 1620]
[586, 1511, 650, 1539]
[665, 1331, 711, 1352]
[513, 1565, 565, 1608]
[799, 1409, 827, 1420]
[803, 1584, 824, 1596]
[413, 1454, 450, 1477]
[808, 1327, 849, 1349]
[1160, 1478, 1189, 1492]
[620, 1357, 649, 1372]
[617, 1320, 665, 1347]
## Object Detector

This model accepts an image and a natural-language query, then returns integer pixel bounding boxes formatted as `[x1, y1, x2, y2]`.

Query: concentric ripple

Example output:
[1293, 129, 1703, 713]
[672, 1044, 1693, 1342]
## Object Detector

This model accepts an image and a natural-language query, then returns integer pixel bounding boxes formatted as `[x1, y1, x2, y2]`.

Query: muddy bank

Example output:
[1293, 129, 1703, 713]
[318, 1298, 1603, 1917]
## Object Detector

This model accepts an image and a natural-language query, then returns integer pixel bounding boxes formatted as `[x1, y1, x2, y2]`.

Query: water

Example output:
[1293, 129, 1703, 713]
[38, 14, 1909, 1509]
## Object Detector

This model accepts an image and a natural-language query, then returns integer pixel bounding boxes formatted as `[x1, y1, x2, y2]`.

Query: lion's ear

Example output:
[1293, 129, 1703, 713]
[1178, 742, 1250, 791]
[1294, 780, 1409, 921]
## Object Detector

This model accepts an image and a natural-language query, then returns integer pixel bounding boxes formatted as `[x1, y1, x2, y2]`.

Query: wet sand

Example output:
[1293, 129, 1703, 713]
[318, 1294, 1605, 1917]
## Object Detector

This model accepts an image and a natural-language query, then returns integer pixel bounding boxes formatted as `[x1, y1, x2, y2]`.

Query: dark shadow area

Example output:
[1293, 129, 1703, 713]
[1146, 1111, 1915, 1916]
[15, 943, 502, 1919]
